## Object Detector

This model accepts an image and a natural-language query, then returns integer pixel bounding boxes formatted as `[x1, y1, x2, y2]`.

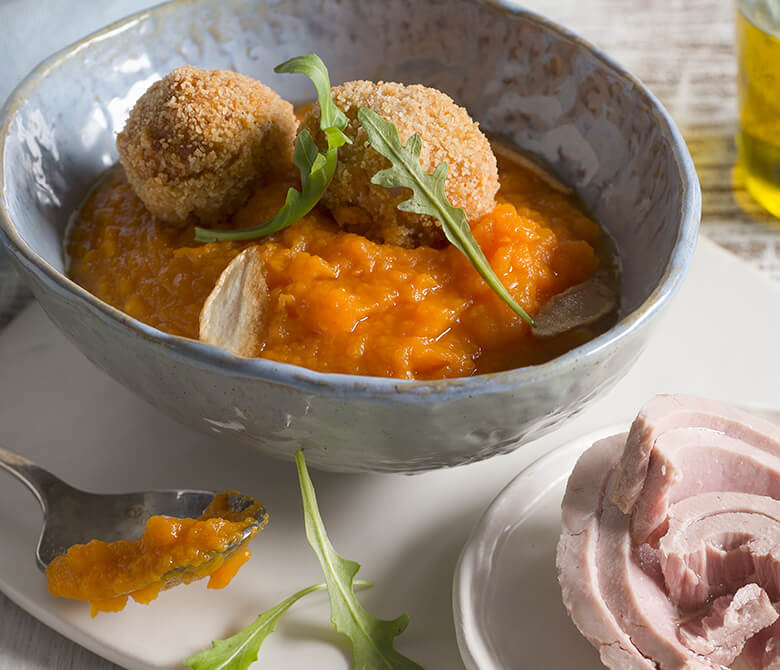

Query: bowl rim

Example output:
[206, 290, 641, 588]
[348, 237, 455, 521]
[0, 0, 701, 401]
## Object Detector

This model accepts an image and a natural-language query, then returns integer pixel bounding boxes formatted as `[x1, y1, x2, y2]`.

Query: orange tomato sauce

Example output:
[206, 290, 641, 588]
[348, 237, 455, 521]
[67, 155, 605, 379]
[45, 493, 264, 616]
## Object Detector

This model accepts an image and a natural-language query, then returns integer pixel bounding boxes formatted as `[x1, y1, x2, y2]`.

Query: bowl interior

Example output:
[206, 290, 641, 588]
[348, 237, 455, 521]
[1, 0, 694, 324]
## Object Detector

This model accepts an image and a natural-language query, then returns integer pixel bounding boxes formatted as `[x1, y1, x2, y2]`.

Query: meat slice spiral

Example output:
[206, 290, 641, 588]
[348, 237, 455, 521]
[557, 395, 780, 670]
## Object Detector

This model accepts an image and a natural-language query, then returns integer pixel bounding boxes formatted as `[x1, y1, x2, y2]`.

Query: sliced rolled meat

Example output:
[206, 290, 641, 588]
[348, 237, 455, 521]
[558, 435, 717, 669]
[610, 395, 780, 519]
[659, 492, 780, 611]
[595, 502, 715, 669]
[744, 619, 780, 670]
[557, 435, 657, 669]
[631, 428, 780, 544]
[558, 396, 780, 670]
[678, 584, 778, 666]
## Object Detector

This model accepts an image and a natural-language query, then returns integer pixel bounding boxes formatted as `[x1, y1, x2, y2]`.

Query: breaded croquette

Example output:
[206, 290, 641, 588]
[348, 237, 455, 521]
[117, 66, 297, 226]
[301, 80, 499, 248]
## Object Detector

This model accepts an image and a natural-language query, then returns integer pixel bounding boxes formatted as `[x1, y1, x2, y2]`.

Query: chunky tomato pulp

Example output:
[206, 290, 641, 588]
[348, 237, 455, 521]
[45, 493, 260, 616]
[68, 155, 605, 379]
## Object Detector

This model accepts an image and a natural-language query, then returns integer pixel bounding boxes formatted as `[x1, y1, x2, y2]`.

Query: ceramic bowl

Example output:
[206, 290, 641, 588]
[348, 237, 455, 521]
[0, 0, 700, 472]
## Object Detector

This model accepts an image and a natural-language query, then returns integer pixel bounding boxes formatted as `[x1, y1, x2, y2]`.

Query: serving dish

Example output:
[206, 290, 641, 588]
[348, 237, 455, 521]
[455, 401, 780, 670]
[0, 0, 700, 472]
[454, 424, 621, 670]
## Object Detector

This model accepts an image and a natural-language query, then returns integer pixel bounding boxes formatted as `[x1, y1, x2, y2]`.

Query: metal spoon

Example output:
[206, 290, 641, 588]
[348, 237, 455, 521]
[532, 272, 618, 338]
[0, 446, 267, 574]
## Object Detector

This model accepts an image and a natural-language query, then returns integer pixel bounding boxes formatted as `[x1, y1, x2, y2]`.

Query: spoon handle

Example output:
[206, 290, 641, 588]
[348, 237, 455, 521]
[0, 447, 68, 513]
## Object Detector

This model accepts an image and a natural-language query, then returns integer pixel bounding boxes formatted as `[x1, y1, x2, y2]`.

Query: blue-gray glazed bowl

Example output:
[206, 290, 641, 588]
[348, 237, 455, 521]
[0, 0, 700, 472]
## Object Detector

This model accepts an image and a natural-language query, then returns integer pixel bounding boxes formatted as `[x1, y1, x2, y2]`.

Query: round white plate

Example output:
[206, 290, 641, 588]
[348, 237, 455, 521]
[452, 406, 780, 670]
[452, 424, 627, 670]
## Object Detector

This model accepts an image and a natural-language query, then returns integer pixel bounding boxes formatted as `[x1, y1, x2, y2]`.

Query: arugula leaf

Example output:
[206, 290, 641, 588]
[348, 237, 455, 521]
[185, 583, 326, 670]
[195, 130, 336, 242]
[274, 53, 350, 148]
[185, 451, 421, 670]
[295, 449, 423, 670]
[185, 580, 373, 670]
[357, 107, 535, 326]
[194, 54, 349, 243]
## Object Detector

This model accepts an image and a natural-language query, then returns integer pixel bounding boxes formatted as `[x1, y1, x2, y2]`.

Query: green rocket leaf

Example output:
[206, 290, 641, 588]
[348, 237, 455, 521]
[357, 107, 535, 326]
[184, 579, 373, 670]
[274, 53, 350, 148]
[295, 450, 423, 670]
[195, 54, 349, 243]
[185, 583, 327, 670]
[184, 449, 420, 669]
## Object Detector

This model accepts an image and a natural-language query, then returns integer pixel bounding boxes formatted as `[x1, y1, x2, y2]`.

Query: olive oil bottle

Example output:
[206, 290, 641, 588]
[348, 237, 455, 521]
[737, 0, 780, 218]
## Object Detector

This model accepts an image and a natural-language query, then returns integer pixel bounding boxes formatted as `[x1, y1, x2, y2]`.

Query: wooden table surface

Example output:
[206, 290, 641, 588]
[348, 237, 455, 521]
[541, 0, 780, 281]
[1, 0, 778, 669]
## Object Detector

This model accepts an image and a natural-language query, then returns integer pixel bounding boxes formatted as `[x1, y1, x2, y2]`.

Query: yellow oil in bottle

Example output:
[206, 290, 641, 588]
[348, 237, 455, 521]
[736, 1, 780, 218]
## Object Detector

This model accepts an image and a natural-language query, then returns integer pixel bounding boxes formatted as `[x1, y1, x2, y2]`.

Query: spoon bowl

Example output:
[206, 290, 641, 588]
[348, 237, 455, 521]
[0, 447, 267, 573]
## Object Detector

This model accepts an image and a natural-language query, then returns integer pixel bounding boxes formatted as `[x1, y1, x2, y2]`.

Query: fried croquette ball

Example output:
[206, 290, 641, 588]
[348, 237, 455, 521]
[301, 80, 499, 248]
[116, 66, 297, 226]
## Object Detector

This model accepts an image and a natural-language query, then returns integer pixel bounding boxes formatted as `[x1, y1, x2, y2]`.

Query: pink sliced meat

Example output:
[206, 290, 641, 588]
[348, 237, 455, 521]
[744, 618, 780, 670]
[557, 434, 657, 669]
[595, 496, 715, 669]
[659, 492, 780, 611]
[678, 584, 778, 666]
[610, 395, 780, 517]
[558, 397, 780, 670]
[631, 427, 780, 543]
[558, 435, 716, 669]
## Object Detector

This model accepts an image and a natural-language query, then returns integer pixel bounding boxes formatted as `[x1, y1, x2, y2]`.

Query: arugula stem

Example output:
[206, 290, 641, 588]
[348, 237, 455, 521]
[194, 54, 347, 244]
[357, 108, 535, 327]
[294, 449, 423, 670]
[295, 451, 391, 666]
[194, 204, 296, 242]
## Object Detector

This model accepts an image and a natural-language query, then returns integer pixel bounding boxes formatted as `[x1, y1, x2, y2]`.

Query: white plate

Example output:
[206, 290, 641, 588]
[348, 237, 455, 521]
[453, 406, 780, 670]
[453, 424, 624, 670]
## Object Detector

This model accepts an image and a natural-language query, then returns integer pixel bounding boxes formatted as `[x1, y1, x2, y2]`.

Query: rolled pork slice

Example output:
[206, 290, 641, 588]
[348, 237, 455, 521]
[558, 435, 716, 670]
[631, 428, 780, 543]
[557, 434, 657, 670]
[678, 584, 778, 666]
[611, 395, 780, 517]
[596, 499, 715, 669]
[743, 618, 780, 670]
[659, 492, 780, 612]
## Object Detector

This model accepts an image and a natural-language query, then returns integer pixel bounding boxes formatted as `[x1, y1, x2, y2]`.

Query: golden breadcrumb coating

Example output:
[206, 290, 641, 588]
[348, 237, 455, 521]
[301, 80, 498, 248]
[117, 65, 297, 226]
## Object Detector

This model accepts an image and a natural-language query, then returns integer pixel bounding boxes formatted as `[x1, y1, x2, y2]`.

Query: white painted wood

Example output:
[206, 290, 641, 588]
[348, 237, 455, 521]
[0, 595, 118, 670]
[525, 0, 780, 280]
